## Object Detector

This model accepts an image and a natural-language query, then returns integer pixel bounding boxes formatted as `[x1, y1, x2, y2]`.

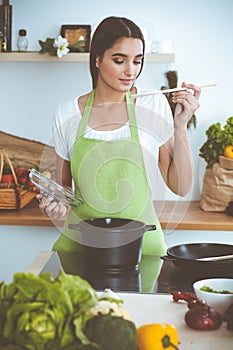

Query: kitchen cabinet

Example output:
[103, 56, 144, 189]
[0, 52, 174, 62]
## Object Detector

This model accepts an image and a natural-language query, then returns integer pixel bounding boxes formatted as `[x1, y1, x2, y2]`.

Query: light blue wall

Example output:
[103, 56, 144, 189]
[1, 0, 233, 201]
[0, 225, 60, 283]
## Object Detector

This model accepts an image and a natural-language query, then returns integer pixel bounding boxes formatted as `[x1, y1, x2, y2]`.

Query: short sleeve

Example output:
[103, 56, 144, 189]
[51, 97, 81, 161]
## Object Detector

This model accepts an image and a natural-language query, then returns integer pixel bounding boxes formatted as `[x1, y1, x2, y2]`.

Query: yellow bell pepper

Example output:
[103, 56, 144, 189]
[137, 323, 179, 350]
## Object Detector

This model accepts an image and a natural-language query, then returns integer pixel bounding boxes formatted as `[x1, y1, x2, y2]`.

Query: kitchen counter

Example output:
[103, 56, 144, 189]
[25, 251, 233, 349]
[1, 200, 233, 230]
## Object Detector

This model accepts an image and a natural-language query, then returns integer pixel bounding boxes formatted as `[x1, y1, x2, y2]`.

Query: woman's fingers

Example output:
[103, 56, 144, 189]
[172, 83, 201, 127]
[181, 82, 201, 99]
[36, 192, 67, 218]
[44, 200, 67, 218]
[173, 92, 200, 111]
[173, 83, 200, 110]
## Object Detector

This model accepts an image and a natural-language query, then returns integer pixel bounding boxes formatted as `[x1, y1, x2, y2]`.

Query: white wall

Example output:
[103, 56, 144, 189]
[1, 0, 233, 201]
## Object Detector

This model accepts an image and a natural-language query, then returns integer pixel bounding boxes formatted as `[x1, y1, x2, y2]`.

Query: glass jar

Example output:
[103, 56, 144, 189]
[17, 29, 28, 51]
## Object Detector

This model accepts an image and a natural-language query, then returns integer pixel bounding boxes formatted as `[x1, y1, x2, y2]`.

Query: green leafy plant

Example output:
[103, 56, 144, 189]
[38, 38, 57, 56]
[38, 35, 69, 58]
[71, 39, 86, 52]
[161, 71, 197, 129]
[199, 116, 233, 168]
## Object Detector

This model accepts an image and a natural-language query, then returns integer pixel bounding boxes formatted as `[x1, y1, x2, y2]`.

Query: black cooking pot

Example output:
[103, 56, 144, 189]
[69, 218, 156, 269]
[161, 243, 233, 273]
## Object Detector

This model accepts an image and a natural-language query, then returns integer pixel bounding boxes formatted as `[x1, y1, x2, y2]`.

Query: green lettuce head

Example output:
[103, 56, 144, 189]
[0, 271, 98, 350]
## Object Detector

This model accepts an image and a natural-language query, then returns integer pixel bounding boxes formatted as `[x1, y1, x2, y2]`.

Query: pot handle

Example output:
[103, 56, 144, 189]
[68, 223, 81, 231]
[145, 224, 156, 232]
[160, 255, 177, 261]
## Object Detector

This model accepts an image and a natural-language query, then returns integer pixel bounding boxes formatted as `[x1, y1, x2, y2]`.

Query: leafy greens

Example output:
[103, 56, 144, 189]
[0, 271, 138, 350]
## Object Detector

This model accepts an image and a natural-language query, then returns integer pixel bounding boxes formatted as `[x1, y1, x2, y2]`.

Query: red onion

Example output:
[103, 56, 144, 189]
[185, 304, 222, 330]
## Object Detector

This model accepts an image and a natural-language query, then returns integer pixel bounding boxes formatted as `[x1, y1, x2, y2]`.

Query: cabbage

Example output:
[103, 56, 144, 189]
[0, 271, 98, 349]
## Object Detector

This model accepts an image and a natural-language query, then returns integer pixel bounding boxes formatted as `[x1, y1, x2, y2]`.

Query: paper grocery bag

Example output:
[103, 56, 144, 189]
[200, 163, 233, 212]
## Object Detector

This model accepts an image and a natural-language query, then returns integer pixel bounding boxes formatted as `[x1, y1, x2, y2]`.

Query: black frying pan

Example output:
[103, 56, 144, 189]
[161, 243, 233, 273]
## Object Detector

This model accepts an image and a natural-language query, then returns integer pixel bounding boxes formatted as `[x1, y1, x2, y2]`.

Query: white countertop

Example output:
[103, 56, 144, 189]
[118, 293, 232, 350]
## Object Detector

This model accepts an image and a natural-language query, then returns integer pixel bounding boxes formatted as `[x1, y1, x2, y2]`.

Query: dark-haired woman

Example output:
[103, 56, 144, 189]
[38, 16, 201, 257]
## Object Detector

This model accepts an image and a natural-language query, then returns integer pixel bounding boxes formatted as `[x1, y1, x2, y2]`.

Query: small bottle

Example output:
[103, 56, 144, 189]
[1, 26, 7, 51]
[17, 29, 28, 51]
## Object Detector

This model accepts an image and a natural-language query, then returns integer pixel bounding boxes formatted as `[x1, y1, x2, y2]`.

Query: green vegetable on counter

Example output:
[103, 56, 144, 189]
[82, 314, 138, 350]
[0, 271, 98, 349]
[0, 271, 137, 350]
[200, 285, 233, 294]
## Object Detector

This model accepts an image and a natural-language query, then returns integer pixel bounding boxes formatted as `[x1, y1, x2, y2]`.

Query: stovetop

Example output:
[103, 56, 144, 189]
[57, 252, 233, 294]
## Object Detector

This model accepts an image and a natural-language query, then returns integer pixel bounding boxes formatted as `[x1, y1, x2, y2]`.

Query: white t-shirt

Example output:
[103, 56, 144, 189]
[52, 88, 174, 198]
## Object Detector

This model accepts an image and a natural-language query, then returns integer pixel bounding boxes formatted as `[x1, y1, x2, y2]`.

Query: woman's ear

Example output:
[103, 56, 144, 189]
[96, 56, 99, 69]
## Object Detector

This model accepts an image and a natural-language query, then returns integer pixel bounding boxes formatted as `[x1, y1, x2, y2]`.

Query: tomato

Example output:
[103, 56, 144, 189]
[16, 167, 29, 177]
[1, 174, 14, 183]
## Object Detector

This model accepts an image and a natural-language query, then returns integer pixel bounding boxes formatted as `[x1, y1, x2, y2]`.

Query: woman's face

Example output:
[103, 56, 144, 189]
[96, 37, 144, 93]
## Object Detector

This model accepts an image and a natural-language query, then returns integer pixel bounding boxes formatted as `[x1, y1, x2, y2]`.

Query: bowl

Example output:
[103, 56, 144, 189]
[193, 278, 233, 314]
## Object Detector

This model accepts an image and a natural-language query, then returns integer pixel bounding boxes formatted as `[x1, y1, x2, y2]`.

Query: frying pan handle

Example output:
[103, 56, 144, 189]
[145, 224, 156, 232]
[160, 255, 177, 261]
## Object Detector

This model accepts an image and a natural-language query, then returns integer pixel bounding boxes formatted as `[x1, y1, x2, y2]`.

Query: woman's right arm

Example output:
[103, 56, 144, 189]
[37, 96, 80, 217]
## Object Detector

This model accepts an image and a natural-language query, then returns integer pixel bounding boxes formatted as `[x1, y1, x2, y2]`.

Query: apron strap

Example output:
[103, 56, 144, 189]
[77, 90, 95, 137]
[126, 91, 140, 140]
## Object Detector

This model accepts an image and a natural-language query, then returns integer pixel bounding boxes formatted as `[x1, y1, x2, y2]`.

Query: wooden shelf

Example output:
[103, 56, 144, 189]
[1, 200, 233, 230]
[154, 201, 233, 231]
[0, 52, 175, 63]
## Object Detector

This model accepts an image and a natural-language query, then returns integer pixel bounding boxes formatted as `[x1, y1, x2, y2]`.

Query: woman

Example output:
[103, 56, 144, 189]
[38, 16, 201, 256]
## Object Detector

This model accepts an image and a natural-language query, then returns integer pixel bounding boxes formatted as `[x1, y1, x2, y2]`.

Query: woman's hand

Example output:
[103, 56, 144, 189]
[36, 193, 68, 219]
[172, 82, 201, 129]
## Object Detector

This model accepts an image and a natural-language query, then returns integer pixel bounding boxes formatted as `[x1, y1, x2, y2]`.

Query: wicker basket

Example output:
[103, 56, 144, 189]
[0, 148, 36, 210]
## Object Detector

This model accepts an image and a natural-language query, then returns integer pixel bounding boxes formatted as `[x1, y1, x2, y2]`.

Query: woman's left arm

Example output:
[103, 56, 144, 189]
[159, 83, 201, 196]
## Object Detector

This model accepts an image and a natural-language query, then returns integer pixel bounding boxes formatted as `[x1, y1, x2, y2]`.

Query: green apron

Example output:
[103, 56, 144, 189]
[52, 91, 167, 258]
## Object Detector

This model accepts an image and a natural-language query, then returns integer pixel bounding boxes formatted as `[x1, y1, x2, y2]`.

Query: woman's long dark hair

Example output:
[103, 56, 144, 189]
[90, 16, 145, 89]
